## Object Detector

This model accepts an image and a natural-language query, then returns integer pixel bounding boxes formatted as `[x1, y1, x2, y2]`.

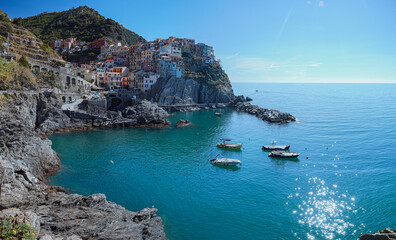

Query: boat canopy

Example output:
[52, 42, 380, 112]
[220, 138, 232, 141]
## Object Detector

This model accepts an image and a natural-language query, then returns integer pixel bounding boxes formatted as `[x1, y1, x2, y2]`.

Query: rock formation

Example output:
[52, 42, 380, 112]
[175, 119, 192, 127]
[0, 91, 167, 239]
[235, 102, 296, 124]
[147, 60, 234, 105]
[360, 228, 396, 240]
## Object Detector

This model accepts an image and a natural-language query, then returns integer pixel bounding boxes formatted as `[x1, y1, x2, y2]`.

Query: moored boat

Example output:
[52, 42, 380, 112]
[215, 113, 222, 116]
[262, 145, 290, 150]
[216, 138, 242, 149]
[210, 158, 241, 166]
[268, 150, 300, 158]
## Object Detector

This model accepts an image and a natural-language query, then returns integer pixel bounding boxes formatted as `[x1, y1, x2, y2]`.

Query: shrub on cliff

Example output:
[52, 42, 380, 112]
[0, 59, 38, 90]
[0, 215, 36, 240]
[18, 55, 31, 68]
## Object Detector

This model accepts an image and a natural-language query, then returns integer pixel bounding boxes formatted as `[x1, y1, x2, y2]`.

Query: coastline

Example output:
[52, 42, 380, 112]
[0, 90, 296, 239]
[0, 91, 168, 240]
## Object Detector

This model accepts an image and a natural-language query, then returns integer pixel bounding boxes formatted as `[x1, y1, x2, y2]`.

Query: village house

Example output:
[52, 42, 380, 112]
[157, 57, 182, 79]
[136, 72, 160, 92]
[103, 71, 122, 90]
[127, 69, 143, 88]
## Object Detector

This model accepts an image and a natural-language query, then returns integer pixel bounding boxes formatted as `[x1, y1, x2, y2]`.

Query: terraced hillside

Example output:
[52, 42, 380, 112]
[0, 15, 62, 64]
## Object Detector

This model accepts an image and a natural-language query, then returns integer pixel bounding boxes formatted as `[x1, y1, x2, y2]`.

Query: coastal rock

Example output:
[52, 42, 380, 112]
[36, 92, 72, 134]
[360, 228, 396, 240]
[0, 91, 167, 239]
[235, 102, 296, 124]
[230, 95, 246, 105]
[175, 119, 192, 127]
[0, 208, 40, 233]
[3, 193, 165, 240]
[122, 100, 171, 126]
[147, 74, 234, 105]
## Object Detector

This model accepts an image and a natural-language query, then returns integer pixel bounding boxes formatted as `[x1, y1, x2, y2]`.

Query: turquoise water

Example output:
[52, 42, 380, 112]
[49, 83, 396, 240]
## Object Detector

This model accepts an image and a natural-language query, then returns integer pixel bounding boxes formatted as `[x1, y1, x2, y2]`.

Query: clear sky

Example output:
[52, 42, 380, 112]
[2, 0, 396, 83]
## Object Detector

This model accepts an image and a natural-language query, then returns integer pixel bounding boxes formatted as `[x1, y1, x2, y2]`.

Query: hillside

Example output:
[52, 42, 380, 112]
[20, 6, 145, 45]
[0, 10, 61, 62]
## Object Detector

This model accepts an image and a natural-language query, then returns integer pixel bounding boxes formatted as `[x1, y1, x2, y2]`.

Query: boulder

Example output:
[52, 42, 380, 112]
[175, 119, 192, 127]
[360, 228, 396, 240]
[122, 100, 170, 126]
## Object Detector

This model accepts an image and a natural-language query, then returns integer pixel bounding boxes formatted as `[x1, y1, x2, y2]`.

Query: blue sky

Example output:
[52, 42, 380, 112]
[2, 0, 396, 83]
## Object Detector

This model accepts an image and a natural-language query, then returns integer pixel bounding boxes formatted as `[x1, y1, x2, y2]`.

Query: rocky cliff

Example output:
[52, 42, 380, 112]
[147, 60, 235, 105]
[0, 91, 167, 239]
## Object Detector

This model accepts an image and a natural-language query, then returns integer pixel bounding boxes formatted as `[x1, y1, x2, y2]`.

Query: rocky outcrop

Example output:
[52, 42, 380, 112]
[235, 102, 296, 124]
[147, 76, 234, 105]
[0, 91, 167, 239]
[175, 119, 192, 127]
[360, 228, 396, 240]
[147, 60, 235, 105]
[122, 100, 170, 126]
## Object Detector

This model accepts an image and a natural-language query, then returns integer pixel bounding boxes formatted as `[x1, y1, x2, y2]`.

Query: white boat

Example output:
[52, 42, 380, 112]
[216, 138, 242, 150]
[262, 145, 290, 150]
[268, 151, 300, 158]
[210, 158, 241, 166]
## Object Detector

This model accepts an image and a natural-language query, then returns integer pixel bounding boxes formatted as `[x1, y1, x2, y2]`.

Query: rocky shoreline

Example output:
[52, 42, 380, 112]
[235, 101, 296, 124]
[0, 91, 168, 239]
[0, 90, 297, 239]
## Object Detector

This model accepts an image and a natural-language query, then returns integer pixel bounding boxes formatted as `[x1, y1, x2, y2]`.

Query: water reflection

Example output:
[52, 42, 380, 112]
[290, 177, 356, 239]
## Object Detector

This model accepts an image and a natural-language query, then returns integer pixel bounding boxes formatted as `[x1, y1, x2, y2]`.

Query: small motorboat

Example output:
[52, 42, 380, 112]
[210, 158, 241, 166]
[262, 145, 290, 150]
[216, 138, 242, 150]
[215, 113, 222, 116]
[268, 151, 300, 158]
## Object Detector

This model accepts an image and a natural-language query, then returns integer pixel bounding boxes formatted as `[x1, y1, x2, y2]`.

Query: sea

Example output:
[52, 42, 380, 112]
[48, 83, 396, 240]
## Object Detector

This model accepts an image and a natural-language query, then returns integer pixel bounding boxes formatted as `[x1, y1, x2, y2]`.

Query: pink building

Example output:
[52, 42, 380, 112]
[104, 71, 122, 90]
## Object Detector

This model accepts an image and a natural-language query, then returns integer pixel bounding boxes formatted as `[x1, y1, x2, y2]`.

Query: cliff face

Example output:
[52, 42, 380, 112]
[147, 60, 235, 105]
[147, 76, 234, 105]
[0, 91, 167, 239]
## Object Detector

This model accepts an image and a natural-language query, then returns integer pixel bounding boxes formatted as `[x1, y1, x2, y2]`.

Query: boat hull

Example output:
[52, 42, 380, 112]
[210, 158, 241, 166]
[217, 143, 242, 149]
[268, 151, 300, 158]
[262, 145, 290, 150]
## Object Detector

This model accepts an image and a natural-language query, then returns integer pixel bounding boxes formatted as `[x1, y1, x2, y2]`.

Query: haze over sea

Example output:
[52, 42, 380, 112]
[49, 83, 396, 240]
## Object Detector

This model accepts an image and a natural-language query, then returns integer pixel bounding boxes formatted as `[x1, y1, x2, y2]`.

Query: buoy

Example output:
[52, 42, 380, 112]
[306, 157, 309, 159]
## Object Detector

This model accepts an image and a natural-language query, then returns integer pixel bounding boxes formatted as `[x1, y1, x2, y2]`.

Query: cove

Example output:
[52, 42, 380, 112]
[49, 83, 396, 240]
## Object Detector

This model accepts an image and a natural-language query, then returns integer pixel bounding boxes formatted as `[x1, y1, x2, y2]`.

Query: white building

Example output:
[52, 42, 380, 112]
[137, 72, 160, 92]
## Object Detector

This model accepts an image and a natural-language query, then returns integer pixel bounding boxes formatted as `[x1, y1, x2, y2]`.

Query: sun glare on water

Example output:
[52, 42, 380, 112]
[289, 177, 359, 239]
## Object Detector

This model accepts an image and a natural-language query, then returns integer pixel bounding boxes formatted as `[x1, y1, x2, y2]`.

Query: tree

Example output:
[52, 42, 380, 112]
[13, 17, 23, 26]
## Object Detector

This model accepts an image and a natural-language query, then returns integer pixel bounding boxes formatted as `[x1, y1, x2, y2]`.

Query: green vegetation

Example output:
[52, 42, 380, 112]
[0, 11, 11, 23]
[183, 57, 230, 89]
[35, 70, 61, 88]
[0, 215, 36, 240]
[18, 55, 31, 68]
[0, 58, 37, 90]
[21, 6, 145, 45]
[61, 48, 100, 63]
